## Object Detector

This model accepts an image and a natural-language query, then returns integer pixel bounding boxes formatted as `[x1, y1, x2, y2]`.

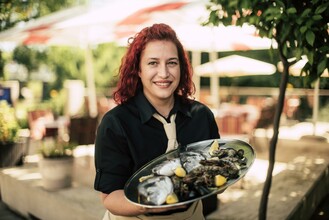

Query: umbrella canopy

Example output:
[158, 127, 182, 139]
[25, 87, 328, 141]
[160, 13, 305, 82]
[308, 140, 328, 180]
[0, 0, 165, 47]
[195, 55, 277, 77]
[194, 55, 276, 108]
[115, 1, 276, 52]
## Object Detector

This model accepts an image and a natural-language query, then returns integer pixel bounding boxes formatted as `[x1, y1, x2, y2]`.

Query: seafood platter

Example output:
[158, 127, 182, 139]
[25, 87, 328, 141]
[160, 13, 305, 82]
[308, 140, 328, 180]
[124, 138, 255, 208]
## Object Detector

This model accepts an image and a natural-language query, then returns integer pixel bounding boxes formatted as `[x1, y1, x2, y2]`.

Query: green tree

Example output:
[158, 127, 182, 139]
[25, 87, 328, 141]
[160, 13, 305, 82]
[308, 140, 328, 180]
[0, 0, 84, 32]
[12, 46, 46, 72]
[93, 43, 126, 91]
[204, 0, 329, 219]
[0, 0, 85, 78]
[46, 46, 84, 91]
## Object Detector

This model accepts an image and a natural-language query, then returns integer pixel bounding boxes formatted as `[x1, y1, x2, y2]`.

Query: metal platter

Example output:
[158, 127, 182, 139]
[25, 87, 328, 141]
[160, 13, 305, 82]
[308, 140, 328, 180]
[124, 138, 256, 208]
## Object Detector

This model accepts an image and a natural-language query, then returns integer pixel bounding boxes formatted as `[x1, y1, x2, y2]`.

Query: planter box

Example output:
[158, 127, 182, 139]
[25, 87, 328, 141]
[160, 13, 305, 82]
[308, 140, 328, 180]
[38, 157, 74, 191]
[0, 140, 28, 168]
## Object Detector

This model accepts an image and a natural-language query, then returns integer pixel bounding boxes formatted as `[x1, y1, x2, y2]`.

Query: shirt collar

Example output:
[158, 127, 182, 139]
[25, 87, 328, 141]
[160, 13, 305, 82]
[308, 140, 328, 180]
[134, 91, 191, 124]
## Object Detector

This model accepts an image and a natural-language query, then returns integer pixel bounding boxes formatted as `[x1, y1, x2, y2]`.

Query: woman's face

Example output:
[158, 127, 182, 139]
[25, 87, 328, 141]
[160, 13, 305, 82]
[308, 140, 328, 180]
[139, 40, 180, 105]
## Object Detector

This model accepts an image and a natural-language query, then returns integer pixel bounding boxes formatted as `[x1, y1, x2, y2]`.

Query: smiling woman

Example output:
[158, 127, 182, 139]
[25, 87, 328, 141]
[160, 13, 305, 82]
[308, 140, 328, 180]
[139, 40, 180, 117]
[94, 23, 220, 220]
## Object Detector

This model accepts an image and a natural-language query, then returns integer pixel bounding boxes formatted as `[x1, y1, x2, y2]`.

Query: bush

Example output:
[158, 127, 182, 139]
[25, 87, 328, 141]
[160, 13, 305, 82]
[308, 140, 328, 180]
[0, 101, 20, 144]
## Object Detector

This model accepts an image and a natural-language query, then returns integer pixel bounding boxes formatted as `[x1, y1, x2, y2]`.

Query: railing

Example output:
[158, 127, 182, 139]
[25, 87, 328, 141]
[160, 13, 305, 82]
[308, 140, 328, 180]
[201, 86, 329, 97]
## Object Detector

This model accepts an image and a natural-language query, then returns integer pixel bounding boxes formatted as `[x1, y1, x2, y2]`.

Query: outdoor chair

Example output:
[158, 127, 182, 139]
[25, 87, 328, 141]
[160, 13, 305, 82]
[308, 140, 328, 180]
[27, 109, 55, 140]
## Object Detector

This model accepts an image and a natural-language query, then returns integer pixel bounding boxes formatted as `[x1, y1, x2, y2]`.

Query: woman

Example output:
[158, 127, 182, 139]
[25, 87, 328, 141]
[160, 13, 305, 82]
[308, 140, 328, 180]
[94, 23, 220, 220]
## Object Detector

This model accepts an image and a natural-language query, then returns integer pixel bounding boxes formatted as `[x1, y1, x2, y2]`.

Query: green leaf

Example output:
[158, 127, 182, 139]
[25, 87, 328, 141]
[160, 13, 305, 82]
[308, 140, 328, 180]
[312, 15, 322, 21]
[286, 7, 297, 14]
[240, 0, 251, 9]
[306, 30, 315, 46]
[282, 43, 288, 57]
[307, 52, 314, 65]
[276, 0, 285, 8]
[295, 17, 304, 25]
[301, 9, 312, 18]
[281, 23, 291, 41]
[294, 48, 303, 60]
[306, 19, 314, 27]
[315, 5, 327, 14]
[300, 26, 307, 34]
[317, 58, 327, 75]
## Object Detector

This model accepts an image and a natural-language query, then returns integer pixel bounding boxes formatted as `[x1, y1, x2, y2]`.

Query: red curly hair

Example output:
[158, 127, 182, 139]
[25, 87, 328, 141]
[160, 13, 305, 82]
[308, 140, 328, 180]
[113, 23, 195, 104]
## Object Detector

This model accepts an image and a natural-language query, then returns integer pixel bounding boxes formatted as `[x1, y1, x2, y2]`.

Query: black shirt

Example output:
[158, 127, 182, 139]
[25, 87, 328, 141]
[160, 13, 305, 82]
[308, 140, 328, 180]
[94, 91, 220, 194]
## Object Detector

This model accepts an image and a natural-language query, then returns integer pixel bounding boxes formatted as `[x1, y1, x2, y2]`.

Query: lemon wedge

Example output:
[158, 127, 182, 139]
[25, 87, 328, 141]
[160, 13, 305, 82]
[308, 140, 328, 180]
[209, 139, 219, 156]
[174, 167, 186, 177]
[166, 193, 179, 204]
[215, 174, 227, 187]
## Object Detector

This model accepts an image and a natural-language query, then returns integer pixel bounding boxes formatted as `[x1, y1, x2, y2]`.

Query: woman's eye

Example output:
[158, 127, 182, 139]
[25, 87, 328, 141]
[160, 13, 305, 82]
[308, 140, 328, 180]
[148, 61, 157, 66]
[168, 61, 178, 66]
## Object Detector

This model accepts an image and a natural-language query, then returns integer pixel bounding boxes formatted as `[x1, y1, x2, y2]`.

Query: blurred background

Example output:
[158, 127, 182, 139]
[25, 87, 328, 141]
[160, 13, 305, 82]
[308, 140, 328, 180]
[0, 0, 328, 220]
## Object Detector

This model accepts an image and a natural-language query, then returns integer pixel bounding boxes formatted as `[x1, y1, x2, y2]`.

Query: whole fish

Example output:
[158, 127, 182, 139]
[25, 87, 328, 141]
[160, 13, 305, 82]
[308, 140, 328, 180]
[152, 158, 181, 176]
[180, 151, 206, 173]
[138, 176, 173, 205]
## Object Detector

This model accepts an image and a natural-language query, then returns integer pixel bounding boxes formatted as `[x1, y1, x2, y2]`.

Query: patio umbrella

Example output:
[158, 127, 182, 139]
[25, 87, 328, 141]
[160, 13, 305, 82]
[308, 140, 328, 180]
[194, 55, 276, 108]
[277, 57, 329, 136]
[0, 1, 166, 46]
[195, 55, 277, 77]
[115, 1, 276, 52]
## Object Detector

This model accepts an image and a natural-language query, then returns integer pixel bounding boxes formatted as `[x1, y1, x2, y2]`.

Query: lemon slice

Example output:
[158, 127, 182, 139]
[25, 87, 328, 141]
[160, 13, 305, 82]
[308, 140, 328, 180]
[215, 174, 227, 186]
[174, 167, 186, 177]
[166, 193, 179, 204]
[209, 139, 219, 156]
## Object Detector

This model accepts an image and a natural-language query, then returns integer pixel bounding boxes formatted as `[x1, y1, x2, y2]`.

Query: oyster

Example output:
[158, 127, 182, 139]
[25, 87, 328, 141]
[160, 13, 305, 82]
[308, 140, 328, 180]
[138, 176, 173, 205]
[170, 175, 196, 201]
[209, 147, 247, 168]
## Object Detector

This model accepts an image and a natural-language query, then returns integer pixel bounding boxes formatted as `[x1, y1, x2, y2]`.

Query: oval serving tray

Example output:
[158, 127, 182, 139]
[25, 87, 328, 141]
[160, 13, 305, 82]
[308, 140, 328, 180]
[124, 138, 256, 208]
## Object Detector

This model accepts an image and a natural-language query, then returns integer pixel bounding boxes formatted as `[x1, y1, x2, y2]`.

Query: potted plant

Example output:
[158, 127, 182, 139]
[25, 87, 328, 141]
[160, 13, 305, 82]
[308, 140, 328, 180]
[38, 129, 76, 191]
[0, 100, 25, 167]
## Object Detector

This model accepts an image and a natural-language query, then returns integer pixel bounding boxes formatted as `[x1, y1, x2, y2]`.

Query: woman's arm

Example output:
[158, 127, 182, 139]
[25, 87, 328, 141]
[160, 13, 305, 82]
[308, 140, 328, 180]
[101, 190, 188, 216]
[101, 190, 144, 216]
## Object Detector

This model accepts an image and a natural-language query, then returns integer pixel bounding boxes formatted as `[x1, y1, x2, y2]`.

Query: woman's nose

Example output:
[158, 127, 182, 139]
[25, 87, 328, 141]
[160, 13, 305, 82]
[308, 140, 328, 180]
[158, 64, 169, 78]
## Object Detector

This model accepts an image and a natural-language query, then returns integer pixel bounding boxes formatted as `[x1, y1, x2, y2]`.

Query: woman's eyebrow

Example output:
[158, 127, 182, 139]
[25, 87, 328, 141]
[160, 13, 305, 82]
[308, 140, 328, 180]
[147, 57, 178, 61]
